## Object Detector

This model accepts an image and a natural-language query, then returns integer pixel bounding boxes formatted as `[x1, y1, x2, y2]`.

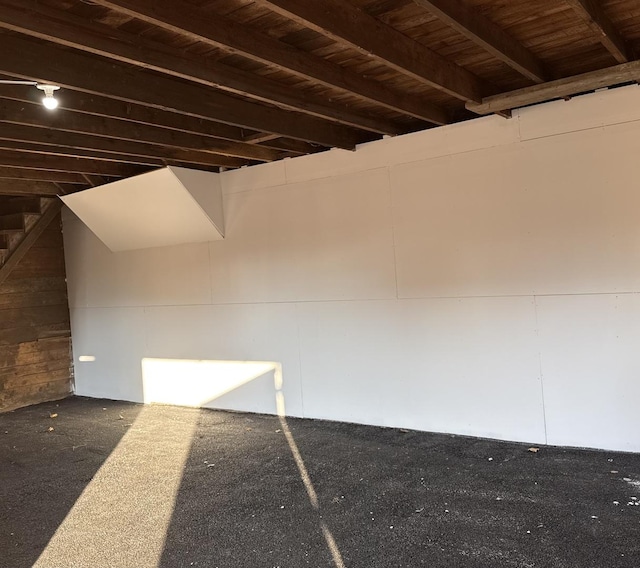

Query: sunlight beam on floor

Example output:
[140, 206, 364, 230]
[32, 406, 199, 568]
[276, 385, 347, 568]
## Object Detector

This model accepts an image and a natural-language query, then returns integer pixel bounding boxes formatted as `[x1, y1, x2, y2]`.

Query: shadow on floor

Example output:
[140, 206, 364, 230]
[2, 397, 640, 568]
[0, 397, 142, 568]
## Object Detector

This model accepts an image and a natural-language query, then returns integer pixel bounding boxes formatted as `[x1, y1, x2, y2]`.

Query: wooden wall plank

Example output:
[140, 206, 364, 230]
[0, 206, 72, 412]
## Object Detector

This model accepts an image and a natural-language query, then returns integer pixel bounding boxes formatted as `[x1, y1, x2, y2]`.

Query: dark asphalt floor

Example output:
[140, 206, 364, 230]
[1, 397, 639, 568]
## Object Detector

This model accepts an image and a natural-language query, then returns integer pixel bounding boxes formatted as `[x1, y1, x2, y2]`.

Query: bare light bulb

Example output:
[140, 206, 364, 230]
[36, 84, 60, 110]
[42, 94, 58, 110]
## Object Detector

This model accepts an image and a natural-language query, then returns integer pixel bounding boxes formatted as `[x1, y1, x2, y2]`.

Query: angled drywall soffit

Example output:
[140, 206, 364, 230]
[60, 166, 225, 252]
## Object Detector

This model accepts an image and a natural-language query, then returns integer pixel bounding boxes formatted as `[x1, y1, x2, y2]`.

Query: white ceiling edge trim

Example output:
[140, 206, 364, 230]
[60, 166, 224, 252]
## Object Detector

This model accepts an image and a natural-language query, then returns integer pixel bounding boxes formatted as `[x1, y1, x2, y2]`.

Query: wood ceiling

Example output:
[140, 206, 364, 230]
[0, 0, 639, 196]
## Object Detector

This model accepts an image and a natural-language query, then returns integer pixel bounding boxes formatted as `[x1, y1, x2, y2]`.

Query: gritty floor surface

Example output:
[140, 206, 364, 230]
[1, 397, 639, 568]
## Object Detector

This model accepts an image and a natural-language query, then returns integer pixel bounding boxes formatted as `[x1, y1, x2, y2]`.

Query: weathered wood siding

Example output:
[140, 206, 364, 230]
[0, 213, 73, 412]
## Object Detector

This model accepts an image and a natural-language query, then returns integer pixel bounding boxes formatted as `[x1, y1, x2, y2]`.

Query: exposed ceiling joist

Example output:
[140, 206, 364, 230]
[255, 139, 320, 156]
[0, 99, 279, 164]
[81, 174, 109, 188]
[466, 59, 640, 115]
[0, 98, 282, 165]
[0, 179, 60, 196]
[0, 167, 89, 184]
[0, 140, 168, 169]
[258, 0, 488, 102]
[0, 137, 246, 170]
[0, 34, 363, 150]
[0, 150, 146, 178]
[0, 125, 252, 168]
[89, 0, 449, 124]
[0, 1, 403, 135]
[564, 0, 631, 63]
[0, 88, 284, 151]
[412, 0, 548, 83]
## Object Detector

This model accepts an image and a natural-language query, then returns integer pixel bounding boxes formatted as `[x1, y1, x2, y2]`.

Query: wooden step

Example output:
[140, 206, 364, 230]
[0, 213, 25, 233]
[1, 197, 43, 215]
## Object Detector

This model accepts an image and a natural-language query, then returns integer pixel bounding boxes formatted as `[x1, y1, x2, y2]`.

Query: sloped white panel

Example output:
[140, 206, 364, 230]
[61, 166, 224, 252]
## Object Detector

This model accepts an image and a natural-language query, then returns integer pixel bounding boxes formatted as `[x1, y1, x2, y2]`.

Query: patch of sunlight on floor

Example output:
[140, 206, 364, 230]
[32, 406, 199, 568]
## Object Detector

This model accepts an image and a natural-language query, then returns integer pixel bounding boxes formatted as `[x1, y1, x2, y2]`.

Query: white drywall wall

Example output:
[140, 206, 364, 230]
[64, 85, 640, 452]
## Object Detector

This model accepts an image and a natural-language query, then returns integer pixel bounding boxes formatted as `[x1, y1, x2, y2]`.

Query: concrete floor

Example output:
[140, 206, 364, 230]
[1, 397, 639, 568]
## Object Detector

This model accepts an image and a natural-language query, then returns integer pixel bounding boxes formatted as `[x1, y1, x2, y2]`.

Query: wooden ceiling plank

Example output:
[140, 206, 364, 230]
[89, 0, 450, 123]
[564, 0, 630, 63]
[466, 60, 640, 115]
[257, 0, 488, 101]
[0, 150, 147, 178]
[0, 179, 60, 196]
[0, 0, 403, 135]
[412, 0, 548, 83]
[0, 34, 362, 150]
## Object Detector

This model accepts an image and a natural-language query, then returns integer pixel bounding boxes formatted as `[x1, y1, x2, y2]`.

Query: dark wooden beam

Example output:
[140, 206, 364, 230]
[258, 0, 488, 101]
[0, 34, 362, 150]
[564, 0, 630, 63]
[0, 140, 164, 168]
[0, 98, 271, 163]
[243, 133, 281, 144]
[0, 83, 252, 142]
[0, 0, 404, 135]
[413, 0, 547, 83]
[257, 139, 322, 156]
[54, 183, 87, 195]
[0, 85, 316, 154]
[0, 167, 87, 184]
[80, 174, 108, 188]
[466, 60, 640, 115]
[89, 0, 450, 123]
[0, 179, 60, 196]
[0, 200, 62, 287]
[0, 102, 279, 163]
[0, 150, 146, 178]
[0, 139, 246, 170]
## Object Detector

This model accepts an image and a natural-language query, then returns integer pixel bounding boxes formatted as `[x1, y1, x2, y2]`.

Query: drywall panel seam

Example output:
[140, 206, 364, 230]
[519, 125, 607, 144]
[386, 166, 399, 300]
[72, 290, 640, 311]
[293, 302, 306, 419]
[532, 295, 549, 445]
[207, 242, 213, 305]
